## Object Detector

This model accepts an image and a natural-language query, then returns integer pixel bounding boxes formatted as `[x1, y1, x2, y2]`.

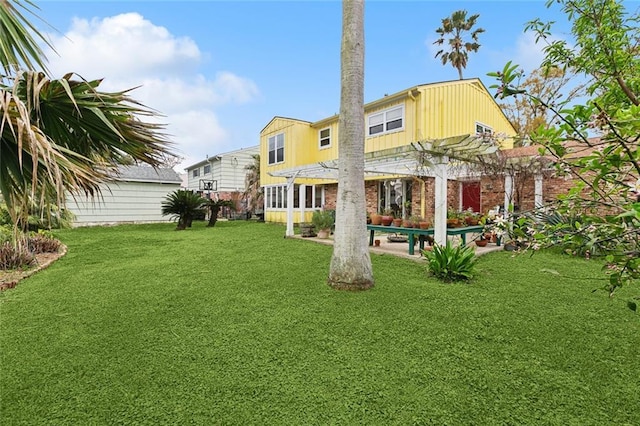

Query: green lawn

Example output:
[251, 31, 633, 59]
[1, 221, 638, 425]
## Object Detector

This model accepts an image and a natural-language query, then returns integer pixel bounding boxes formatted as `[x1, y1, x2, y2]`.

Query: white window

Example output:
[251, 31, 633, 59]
[192, 168, 200, 178]
[319, 128, 331, 148]
[476, 122, 493, 135]
[265, 184, 323, 210]
[367, 105, 404, 136]
[203, 164, 211, 174]
[268, 133, 285, 165]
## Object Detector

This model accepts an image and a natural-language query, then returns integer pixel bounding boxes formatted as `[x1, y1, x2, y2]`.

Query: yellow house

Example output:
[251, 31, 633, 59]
[260, 78, 516, 232]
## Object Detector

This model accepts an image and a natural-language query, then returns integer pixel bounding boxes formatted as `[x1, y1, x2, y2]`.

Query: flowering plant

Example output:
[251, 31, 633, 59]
[483, 214, 509, 239]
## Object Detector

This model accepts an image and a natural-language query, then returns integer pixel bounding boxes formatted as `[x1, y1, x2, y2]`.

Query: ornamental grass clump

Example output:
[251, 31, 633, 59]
[28, 231, 62, 254]
[0, 241, 35, 270]
[423, 241, 478, 282]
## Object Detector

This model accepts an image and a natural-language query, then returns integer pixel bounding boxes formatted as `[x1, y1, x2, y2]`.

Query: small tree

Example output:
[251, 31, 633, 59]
[433, 10, 485, 80]
[161, 190, 205, 230]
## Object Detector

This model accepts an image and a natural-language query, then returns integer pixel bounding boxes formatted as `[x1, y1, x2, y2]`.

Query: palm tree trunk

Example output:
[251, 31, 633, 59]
[328, 0, 374, 290]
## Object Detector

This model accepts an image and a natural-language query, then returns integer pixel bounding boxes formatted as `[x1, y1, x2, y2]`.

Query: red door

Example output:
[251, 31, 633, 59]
[462, 181, 481, 213]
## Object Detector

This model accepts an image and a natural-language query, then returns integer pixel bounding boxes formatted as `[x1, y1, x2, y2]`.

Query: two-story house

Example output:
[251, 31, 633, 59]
[185, 146, 259, 211]
[260, 78, 517, 237]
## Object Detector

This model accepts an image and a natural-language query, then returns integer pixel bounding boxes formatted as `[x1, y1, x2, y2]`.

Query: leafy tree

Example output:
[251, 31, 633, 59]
[489, 0, 639, 295]
[161, 190, 205, 230]
[328, 0, 374, 290]
[499, 67, 584, 146]
[433, 10, 485, 80]
[243, 154, 263, 213]
[0, 0, 174, 251]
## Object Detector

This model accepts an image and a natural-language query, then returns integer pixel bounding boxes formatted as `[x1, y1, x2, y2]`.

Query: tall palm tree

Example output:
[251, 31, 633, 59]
[433, 10, 484, 80]
[328, 0, 374, 290]
[0, 0, 173, 245]
[243, 154, 263, 212]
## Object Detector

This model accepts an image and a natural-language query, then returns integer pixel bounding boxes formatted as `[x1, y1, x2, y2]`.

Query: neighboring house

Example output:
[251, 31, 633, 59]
[184, 146, 259, 209]
[260, 78, 518, 237]
[67, 165, 182, 226]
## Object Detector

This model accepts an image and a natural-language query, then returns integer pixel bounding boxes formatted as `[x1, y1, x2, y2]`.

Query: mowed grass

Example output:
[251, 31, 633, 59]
[1, 221, 638, 425]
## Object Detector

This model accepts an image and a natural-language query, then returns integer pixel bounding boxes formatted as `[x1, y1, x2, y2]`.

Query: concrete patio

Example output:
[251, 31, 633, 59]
[292, 230, 503, 262]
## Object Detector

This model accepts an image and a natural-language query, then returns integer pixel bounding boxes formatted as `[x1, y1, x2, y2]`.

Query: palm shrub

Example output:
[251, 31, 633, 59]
[161, 190, 205, 230]
[423, 241, 478, 282]
[203, 199, 235, 227]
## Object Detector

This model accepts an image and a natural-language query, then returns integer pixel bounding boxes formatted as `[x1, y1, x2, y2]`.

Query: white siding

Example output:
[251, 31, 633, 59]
[184, 146, 259, 194]
[67, 181, 181, 226]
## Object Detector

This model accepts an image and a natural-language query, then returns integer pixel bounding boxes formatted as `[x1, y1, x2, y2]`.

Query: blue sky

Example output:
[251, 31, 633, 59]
[32, 1, 582, 171]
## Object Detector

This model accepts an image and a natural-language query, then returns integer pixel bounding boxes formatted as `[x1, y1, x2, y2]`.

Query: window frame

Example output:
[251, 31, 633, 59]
[367, 105, 405, 137]
[268, 133, 285, 165]
[475, 122, 493, 135]
[192, 168, 200, 178]
[203, 164, 211, 175]
[318, 127, 331, 149]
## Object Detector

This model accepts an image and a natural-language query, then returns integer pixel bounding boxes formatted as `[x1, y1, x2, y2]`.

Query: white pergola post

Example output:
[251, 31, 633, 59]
[299, 184, 306, 223]
[534, 174, 543, 208]
[504, 174, 514, 218]
[285, 175, 297, 237]
[434, 156, 448, 245]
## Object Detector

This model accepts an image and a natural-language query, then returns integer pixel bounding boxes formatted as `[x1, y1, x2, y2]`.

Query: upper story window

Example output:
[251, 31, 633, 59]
[203, 164, 211, 174]
[367, 105, 404, 137]
[476, 122, 493, 135]
[268, 133, 285, 165]
[192, 168, 200, 178]
[319, 128, 331, 148]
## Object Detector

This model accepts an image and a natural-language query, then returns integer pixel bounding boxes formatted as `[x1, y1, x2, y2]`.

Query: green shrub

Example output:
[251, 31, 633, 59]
[423, 241, 478, 282]
[0, 242, 35, 270]
[311, 210, 335, 230]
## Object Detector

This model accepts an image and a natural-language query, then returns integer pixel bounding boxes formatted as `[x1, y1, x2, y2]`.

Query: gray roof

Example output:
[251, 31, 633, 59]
[116, 165, 182, 184]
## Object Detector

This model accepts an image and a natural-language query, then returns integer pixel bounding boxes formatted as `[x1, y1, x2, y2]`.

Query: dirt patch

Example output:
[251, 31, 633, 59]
[0, 245, 67, 291]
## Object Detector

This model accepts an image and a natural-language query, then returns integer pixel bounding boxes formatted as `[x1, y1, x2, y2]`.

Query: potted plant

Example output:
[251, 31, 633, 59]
[446, 211, 461, 228]
[381, 209, 394, 226]
[417, 217, 431, 229]
[311, 210, 334, 239]
[370, 210, 383, 225]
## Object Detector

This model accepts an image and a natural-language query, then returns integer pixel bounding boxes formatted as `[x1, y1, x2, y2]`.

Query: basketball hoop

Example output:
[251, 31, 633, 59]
[199, 180, 217, 191]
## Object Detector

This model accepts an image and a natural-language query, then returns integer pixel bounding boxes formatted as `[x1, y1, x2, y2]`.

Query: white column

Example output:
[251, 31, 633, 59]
[434, 156, 448, 245]
[504, 174, 514, 218]
[285, 176, 296, 237]
[534, 174, 543, 208]
[299, 185, 306, 223]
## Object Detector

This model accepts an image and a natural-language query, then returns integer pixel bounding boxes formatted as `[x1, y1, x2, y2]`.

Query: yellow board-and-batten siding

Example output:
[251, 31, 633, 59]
[260, 79, 517, 223]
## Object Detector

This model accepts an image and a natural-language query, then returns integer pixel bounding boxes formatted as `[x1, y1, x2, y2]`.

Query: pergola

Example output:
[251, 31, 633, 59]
[268, 134, 503, 244]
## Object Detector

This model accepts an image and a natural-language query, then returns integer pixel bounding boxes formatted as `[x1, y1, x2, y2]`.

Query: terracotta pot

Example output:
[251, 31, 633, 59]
[381, 216, 393, 226]
[374, 239, 381, 247]
[370, 214, 382, 225]
[475, 239, 488, 247]
[419, 221, 430, 229]
[392, 218, 402, 227]
[447, 219, 460, 228]
[402, 220, 413, 228]
[316, 229, 331, 239]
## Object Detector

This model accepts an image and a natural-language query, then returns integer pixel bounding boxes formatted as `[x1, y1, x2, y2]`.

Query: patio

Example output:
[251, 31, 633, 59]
[293, 229, 503, 261]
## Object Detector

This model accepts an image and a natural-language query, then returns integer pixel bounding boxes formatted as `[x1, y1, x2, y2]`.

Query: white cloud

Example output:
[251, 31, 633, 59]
[43, 12, 260, 171]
